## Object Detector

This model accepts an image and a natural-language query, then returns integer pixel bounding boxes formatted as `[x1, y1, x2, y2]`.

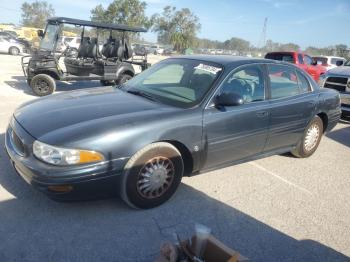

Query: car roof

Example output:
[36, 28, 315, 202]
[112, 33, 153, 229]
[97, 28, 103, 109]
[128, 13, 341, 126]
[170, 55, 277, 67]
[47, 17, 147, 33]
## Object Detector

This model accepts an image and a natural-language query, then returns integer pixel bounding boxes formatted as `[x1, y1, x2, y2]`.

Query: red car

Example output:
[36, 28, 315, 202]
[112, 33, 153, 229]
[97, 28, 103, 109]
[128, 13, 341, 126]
[265, 51, 327, 81]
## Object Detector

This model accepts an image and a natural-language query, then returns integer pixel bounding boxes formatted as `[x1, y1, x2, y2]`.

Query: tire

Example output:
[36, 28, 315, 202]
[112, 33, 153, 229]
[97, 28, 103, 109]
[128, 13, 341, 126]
[30, 74, 56, 96]
[120, 142, 184, 209]
[9, 47, 20, 56]
[291, 116, 323, 158]
[116, 73, 132, 85]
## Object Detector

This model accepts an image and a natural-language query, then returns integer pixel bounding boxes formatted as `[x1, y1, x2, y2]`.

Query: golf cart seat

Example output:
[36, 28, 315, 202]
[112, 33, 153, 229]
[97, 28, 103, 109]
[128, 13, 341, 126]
[64, 37, 98, 76]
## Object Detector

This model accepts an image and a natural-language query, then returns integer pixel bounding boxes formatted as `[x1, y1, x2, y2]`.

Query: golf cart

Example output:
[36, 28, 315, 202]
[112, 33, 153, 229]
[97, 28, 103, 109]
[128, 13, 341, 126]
[21, 17, 149, 96]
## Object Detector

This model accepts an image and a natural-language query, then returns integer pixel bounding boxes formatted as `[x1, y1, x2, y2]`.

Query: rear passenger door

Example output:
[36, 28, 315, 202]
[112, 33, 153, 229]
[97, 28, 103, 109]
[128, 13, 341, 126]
[264, 64, 317, 152]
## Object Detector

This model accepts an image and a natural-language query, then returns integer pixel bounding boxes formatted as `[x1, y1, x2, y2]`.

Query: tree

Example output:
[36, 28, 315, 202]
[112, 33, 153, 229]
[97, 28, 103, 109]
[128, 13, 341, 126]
[224, 37, 250, 54]
[90, 0, 151, 40]
[335, 44, 349, 58]
[152, 6, 201, 51]
[21, 1, 55, 28]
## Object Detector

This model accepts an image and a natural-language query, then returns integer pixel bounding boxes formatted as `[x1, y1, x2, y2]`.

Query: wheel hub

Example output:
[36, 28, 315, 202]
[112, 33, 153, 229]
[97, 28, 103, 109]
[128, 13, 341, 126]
[304, 124, 320, 151]
[137, 156, 175, 199]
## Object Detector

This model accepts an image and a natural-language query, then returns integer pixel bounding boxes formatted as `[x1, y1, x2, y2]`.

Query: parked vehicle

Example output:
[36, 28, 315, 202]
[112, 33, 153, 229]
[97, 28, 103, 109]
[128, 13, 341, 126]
[5, 55, 341, 209]
[319, 60, 350, 117]
[149, 44, 164, 55]
[56, 36, 81, 52]
[0, 35, 27, 55]
[21, 17, 149, 96]
[265, 51, 327, 81]
[0, 31, 31, 52]
[312, 56, 346, 71]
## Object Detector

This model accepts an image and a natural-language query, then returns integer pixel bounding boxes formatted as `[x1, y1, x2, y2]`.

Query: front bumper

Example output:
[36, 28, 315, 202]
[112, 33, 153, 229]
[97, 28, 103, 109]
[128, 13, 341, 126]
[340, 92, 350, 116]
[5, 118, 128, 201]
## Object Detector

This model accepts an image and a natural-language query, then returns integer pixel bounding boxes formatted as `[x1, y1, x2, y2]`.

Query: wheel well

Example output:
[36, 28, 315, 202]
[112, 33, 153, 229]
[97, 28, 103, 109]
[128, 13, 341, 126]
[36, 71, 59, 80]
[162, 140, 193, 176]
[123, 70, 134, 77]
[317, 112, 328, 132]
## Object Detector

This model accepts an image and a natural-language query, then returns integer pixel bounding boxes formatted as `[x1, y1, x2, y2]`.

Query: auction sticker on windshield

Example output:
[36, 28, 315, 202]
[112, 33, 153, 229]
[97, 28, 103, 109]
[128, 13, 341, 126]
[194, 63, 222, 74]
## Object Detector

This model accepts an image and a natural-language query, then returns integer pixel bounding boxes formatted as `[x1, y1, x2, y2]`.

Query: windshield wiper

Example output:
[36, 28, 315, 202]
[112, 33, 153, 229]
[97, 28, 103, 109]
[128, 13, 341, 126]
[126, 89, 158, 102]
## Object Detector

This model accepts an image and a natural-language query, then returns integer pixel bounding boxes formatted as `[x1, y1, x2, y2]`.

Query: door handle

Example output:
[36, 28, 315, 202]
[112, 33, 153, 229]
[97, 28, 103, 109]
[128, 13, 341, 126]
[256, 111, 269, 118]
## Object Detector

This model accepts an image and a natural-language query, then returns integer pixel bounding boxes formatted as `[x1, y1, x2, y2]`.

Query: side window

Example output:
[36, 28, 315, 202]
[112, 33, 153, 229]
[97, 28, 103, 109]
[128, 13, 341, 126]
[143, 64, 184, 85]
[268, 64, 300, 99]
[298, 54, 304, 64]
[219, 65, 265, 103]
[297, 71, 311, 93]
[304, 55, 313, 65]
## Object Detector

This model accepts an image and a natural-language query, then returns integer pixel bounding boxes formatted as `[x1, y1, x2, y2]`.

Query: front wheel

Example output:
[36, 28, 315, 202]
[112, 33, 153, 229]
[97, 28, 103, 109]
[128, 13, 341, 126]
[9, 47, 20, 56]
[30, 74, 56, 96]
[120, 142, 184, 209]
[291, 116, 323, 158]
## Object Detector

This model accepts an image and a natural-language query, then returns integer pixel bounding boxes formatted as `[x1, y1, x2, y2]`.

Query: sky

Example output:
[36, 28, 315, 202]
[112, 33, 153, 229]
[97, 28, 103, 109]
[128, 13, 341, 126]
[1, 0, 349, 49]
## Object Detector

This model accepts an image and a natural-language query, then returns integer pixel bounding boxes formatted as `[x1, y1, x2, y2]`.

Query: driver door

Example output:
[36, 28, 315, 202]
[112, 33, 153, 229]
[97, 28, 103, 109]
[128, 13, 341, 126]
[202, 64, 270, 169]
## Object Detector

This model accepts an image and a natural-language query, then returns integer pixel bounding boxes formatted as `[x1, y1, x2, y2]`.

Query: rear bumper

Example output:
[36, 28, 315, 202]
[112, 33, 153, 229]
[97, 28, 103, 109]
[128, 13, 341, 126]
[5, 119, 127, 201]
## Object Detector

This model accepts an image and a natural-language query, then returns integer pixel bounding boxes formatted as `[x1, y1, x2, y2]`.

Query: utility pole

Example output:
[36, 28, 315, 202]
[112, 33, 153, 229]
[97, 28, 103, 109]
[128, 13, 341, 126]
[258, 17, 268, 51]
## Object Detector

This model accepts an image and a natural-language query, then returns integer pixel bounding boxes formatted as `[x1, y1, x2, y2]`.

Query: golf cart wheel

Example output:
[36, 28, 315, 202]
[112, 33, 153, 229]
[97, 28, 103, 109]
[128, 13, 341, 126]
[291, 116, 323, 158]
[116, 74, 132, 85]
[30, 74, 56, 96]
[9, 47, 20, 56]
[120, 142, 184, 209]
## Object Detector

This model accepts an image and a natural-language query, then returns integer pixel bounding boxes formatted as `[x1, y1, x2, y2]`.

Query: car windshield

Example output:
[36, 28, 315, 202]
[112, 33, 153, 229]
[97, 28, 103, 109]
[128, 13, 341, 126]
[344, 60, 350, 66]
[39, 23, 60, 51]
[122, 59, 223, 108]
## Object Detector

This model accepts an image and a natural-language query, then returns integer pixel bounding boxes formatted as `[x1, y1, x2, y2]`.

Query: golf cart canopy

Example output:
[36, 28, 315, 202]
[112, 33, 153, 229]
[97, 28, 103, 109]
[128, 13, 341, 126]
[47, 17, 147, 33]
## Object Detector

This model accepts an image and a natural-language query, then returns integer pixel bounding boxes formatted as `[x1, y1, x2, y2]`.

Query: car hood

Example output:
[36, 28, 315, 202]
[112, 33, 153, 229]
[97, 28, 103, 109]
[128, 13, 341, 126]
[327, 66, 350, 77]
[14, 87, 177, 140]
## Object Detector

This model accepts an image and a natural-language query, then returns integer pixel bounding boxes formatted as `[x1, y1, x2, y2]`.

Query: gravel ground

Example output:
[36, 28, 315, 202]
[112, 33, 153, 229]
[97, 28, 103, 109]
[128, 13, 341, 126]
[0, 54, 349, 262]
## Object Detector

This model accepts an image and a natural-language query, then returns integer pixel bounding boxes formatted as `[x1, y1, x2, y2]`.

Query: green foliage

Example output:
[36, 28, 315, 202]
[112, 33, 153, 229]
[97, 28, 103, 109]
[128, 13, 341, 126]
[152, 6, 201, 52]
[90, 0, 151, 40]
[21, 1, 55, 28]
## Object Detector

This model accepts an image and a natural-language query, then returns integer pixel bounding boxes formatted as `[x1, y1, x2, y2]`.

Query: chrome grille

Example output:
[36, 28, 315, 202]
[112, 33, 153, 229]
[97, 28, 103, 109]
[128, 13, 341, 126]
[324, 77, 348, 93]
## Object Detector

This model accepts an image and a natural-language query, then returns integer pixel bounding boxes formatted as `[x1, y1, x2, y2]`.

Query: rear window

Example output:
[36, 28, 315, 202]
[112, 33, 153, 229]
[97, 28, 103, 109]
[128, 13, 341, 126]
[330, 58, 343, 65]
[265, 53, 294, 63]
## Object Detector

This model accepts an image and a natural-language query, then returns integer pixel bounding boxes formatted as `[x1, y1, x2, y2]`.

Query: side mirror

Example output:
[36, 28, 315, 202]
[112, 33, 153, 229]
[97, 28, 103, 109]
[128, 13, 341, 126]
[336, 60, 344, 66]
[216, 92, 244, 107]
[37, 30, 44, 38]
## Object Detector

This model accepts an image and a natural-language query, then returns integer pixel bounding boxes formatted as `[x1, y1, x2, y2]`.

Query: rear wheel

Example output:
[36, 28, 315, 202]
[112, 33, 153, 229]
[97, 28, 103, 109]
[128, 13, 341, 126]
[291, 116, 323, 158]
[120, 142, 184, 209]
[30, 74, 56, 96]
[9, 47, 20, 56]
[116, 73, 132, 85]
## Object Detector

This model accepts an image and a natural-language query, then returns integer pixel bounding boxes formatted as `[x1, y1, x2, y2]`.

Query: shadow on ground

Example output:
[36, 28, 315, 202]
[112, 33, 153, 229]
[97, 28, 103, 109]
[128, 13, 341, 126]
[0, 132, 348, 262]
[326, 122, 350, 148]
[4, 75, 107, 96]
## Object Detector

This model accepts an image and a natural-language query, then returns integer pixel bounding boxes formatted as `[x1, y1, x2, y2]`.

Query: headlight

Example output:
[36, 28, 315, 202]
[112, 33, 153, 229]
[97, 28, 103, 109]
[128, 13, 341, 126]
[318, 74, 327, 87]
[33, 140, 104, 166]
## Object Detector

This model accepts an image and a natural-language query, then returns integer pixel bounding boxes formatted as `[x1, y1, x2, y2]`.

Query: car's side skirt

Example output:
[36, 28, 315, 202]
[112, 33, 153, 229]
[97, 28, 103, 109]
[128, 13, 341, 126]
[191, 145, 295, 176]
